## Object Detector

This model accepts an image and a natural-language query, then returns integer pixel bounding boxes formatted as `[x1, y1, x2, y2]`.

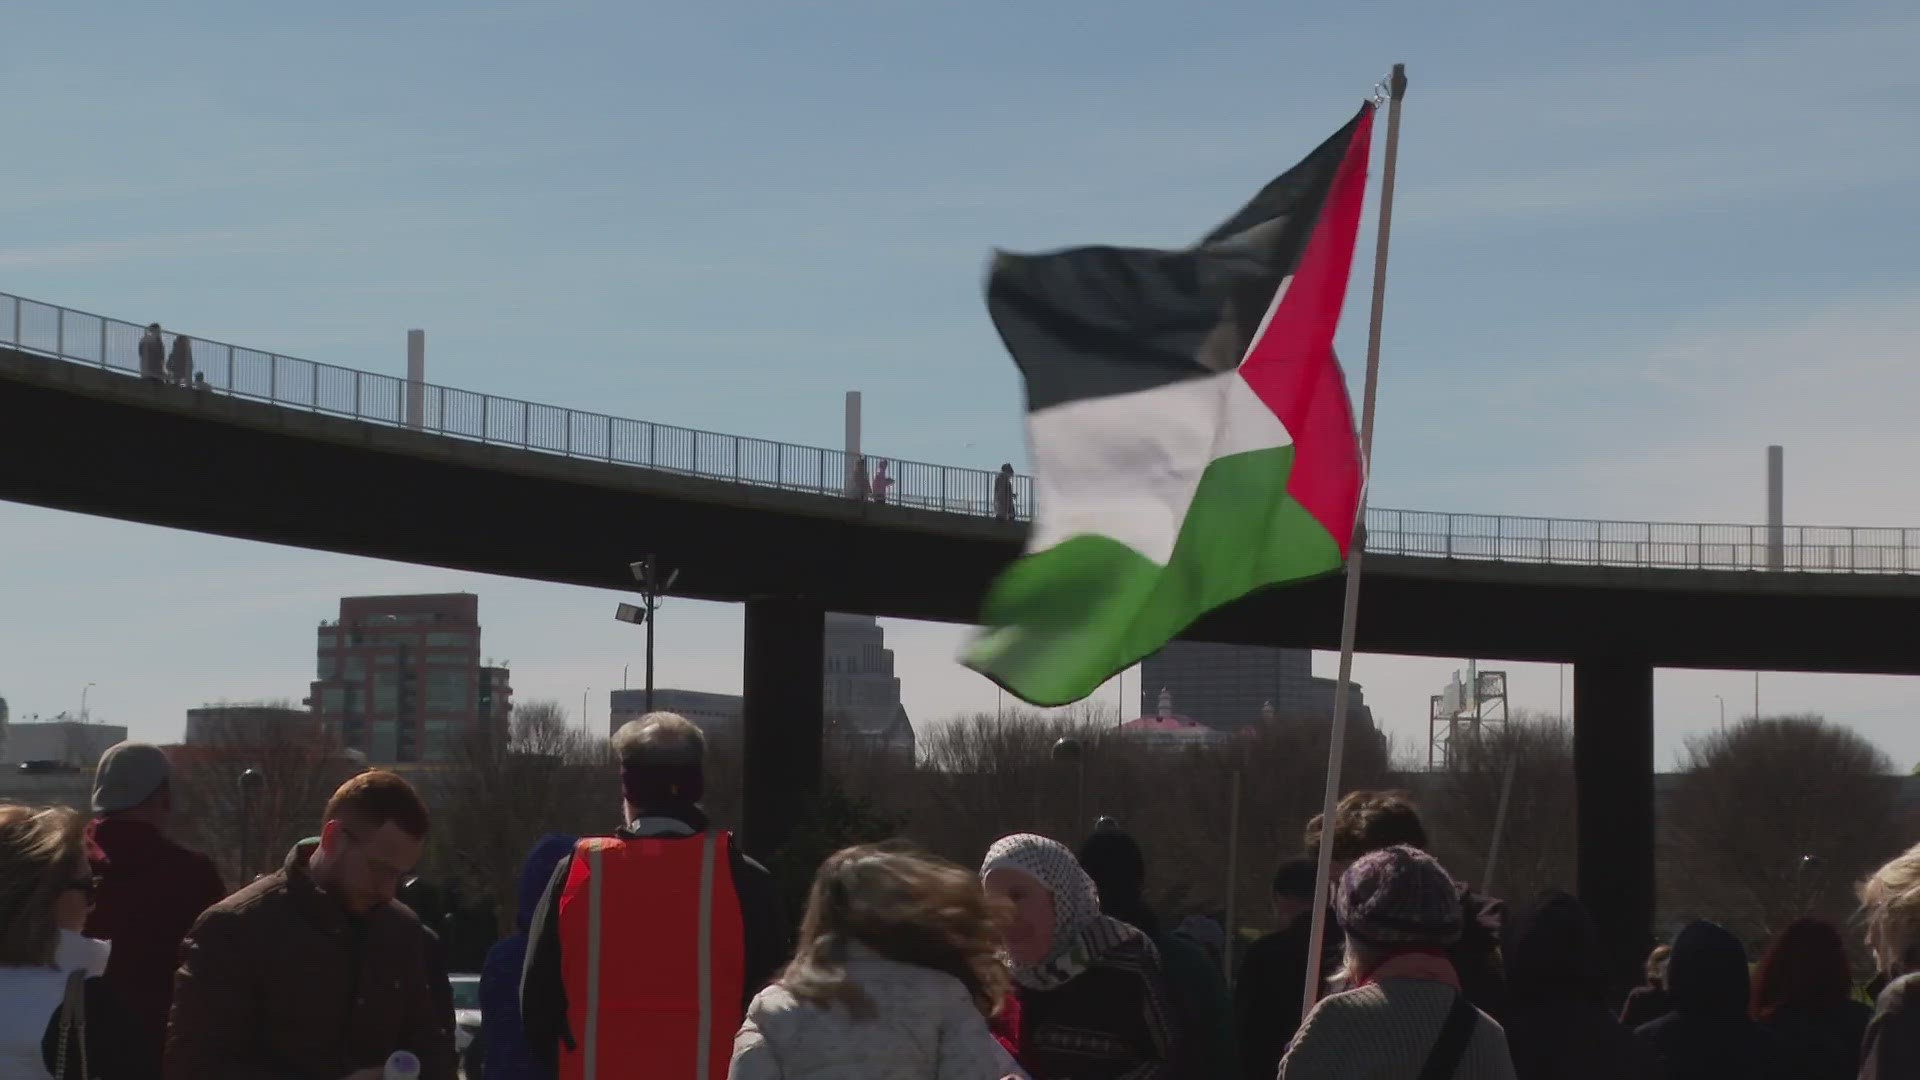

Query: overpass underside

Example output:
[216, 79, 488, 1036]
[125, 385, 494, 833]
[6, 346, 1919, 996]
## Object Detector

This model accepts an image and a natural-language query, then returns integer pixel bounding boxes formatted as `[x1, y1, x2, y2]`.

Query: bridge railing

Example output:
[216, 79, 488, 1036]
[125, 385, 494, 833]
[6, 289, 1918, 574]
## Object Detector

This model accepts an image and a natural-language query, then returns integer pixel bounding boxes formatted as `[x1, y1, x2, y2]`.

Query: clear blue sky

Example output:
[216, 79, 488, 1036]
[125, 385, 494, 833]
[4, 1, 1919, 769]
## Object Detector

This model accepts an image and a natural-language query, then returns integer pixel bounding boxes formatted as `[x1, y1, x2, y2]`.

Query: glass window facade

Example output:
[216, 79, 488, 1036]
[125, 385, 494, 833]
[426, 670, 467, 712]
[370, 721, 398, 762]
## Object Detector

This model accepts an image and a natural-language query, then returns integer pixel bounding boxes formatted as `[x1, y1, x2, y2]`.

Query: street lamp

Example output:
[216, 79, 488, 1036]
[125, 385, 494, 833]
[1715, 695, 1726, 733]
[615, 558, 680, 715]
[1052, 737, 1087, 836]
[237, 768, 264, 882]
[80, 683, 96, 723]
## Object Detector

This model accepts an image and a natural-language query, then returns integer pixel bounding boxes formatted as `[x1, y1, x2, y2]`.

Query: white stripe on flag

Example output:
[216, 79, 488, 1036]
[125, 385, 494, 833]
[1026, 367, 1293, 564]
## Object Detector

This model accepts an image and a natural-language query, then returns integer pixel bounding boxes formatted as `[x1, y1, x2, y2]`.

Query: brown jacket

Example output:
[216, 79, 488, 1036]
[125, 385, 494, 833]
[165, 840, 454, 1080]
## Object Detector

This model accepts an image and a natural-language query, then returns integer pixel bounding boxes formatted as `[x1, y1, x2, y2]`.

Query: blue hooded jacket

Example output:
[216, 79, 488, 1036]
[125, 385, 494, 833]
[480, 834, 576, 1080]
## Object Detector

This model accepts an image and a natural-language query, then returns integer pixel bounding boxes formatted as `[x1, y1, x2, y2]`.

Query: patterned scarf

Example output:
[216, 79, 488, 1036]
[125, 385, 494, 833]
[983, 833, 1143, 992]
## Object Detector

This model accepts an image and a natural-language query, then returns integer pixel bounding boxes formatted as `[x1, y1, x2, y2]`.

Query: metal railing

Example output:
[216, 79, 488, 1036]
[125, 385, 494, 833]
[6, 288, 1918, 574]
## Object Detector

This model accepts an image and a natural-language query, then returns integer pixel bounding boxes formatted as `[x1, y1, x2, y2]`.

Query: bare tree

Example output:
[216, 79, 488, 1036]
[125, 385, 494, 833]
[428, 700, 613, 931]
[1663, 713, 1903, 946]
[171, 701, 362, 886]
[861, 704, 1390, 929]
[1422, 711, 1577, 901]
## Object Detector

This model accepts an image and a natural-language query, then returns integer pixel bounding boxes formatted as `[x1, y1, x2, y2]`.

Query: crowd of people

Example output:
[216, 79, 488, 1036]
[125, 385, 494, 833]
[3, 713, 1920, 1079]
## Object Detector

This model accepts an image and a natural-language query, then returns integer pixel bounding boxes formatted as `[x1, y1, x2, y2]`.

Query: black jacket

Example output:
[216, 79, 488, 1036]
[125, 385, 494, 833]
[1234, 913, 1330, 1080]
[1762, 1000, 1872, 1080]
[1500, 890, 1656, 1080]
[41, 975, 148, 1080]
[1634, 921, 1791, 1080]
[518, 806, 787, 1071]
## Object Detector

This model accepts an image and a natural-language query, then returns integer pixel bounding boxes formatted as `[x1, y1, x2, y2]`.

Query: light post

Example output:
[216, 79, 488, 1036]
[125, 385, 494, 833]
[615, 557, 679, 714]
[237, 768, 263, 883]
[1715, 695, 1726, 733]
[1051, 737, 1087, 836]
[80, 682, 96, 723]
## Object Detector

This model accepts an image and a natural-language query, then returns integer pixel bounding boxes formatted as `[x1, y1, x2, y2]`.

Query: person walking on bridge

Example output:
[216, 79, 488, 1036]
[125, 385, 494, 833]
[166, 335, 193, 387]
[138, 324, 165, 382]
[520, 712, 787, 1080]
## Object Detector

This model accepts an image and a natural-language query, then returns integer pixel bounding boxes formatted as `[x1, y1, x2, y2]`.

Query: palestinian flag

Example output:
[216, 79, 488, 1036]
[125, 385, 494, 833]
[966, 104, 1375, 706]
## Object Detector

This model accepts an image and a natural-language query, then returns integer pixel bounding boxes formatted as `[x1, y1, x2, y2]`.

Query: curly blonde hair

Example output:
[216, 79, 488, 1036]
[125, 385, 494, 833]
[0, 804, 89, 966]
[782, 843, 1012, 1020]
[1860, 842, 1920, 977]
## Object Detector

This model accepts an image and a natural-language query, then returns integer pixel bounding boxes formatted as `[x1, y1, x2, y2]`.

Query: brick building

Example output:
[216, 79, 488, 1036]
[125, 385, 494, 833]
[308, 594, 511, 764]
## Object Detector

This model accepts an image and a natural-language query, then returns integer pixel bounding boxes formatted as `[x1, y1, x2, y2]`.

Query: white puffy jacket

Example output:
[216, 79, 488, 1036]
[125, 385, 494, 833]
[728, 945, 1023, 1080]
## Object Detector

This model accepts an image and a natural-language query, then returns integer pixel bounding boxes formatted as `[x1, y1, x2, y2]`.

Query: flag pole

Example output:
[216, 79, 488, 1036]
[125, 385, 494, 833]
[1300, 62, 1408, 1027]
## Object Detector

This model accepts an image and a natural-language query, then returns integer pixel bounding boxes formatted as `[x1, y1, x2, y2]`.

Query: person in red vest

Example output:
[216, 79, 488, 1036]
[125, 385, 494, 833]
[520, 712, 787, 1080]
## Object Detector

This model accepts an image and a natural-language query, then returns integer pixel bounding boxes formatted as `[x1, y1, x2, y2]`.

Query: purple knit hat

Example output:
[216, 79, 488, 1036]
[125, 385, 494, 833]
[1334, 844, 1462, 948]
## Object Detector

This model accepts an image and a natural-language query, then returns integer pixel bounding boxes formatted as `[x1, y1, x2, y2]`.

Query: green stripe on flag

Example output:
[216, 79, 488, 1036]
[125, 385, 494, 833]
[966, 445, 1344, 706]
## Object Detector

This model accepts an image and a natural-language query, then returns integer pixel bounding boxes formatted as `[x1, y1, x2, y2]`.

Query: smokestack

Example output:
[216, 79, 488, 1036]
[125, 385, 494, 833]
[406, 330, 426, 430]
[844, 391, 862, 495]
[1766, 445, 1784, 570]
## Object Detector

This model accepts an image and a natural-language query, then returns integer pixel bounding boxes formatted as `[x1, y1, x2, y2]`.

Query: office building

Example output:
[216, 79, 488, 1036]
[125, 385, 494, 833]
[1138, 640, 1374, 733]
[308, 593, 512, 763]
[824, 614, 915, 761]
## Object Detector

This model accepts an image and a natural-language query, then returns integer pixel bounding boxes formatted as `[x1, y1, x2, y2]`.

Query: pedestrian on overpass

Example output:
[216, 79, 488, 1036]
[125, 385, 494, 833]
[138, 324, 164, 382]
[994, 465, 1016, 521]
[166, 335, 193, 387]
[520, 712, 787, 1080]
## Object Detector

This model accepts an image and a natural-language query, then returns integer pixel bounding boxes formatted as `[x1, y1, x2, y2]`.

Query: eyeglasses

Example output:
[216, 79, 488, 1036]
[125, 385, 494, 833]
[337, 827, 419, 890]
[62, 878, 100, 907]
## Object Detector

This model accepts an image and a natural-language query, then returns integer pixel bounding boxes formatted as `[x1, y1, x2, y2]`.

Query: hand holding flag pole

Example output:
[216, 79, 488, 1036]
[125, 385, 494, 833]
[1300, 62, 1409, 1028]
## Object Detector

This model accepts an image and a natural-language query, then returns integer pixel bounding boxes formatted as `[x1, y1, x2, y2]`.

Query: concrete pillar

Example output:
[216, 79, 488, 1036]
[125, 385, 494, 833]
[406, 330, 426, 430]
[1574, 655, 1656, 1003]
[1766, 445, 1784, 570]
[844, 391, 862, 496]
[741, 596, 825, 862]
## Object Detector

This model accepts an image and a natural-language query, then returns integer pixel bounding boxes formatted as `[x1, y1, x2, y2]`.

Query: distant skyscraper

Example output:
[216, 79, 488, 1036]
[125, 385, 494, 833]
[823, 614, 915, 761]
[308, 593, 511, 763]
[1138, 640, 1373, 733]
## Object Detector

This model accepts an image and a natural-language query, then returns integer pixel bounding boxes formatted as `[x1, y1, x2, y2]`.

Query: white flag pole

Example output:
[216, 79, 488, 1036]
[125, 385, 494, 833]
[1300, 62, 1408, 1027]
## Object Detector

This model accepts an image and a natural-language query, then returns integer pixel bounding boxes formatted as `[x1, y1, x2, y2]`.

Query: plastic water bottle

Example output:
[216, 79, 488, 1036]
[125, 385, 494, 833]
[383, 1051, 421, 1080]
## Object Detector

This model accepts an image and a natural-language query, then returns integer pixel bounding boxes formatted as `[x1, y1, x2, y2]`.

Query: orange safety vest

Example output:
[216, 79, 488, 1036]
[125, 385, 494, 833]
[557, 831, 746, 1080]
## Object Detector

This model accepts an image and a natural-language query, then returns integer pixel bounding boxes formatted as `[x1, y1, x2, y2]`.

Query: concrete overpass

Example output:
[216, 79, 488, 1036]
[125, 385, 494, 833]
[5, 289, 1918, 991]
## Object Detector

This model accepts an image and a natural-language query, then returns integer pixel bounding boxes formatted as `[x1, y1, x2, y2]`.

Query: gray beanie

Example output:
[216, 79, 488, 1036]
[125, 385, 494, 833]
[1334, 844, 1462, 948]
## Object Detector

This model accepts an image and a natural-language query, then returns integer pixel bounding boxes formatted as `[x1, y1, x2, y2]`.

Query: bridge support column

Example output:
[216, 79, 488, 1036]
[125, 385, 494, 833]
[1574, 655, 1656, 1003]
[741, 596, 824, 863]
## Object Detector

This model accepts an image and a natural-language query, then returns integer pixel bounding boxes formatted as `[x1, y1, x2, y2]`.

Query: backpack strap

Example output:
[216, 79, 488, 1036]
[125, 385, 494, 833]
[1417, 992, 1480, 1080]
[54, 969, 88, 1080]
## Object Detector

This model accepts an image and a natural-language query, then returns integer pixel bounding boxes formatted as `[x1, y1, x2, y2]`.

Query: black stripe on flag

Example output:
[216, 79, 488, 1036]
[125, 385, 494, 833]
[986, 105, 1370, 414]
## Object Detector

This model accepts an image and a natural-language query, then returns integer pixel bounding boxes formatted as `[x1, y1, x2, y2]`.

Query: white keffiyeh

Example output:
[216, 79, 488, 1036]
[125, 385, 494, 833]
[982, 833, 1141, 991]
